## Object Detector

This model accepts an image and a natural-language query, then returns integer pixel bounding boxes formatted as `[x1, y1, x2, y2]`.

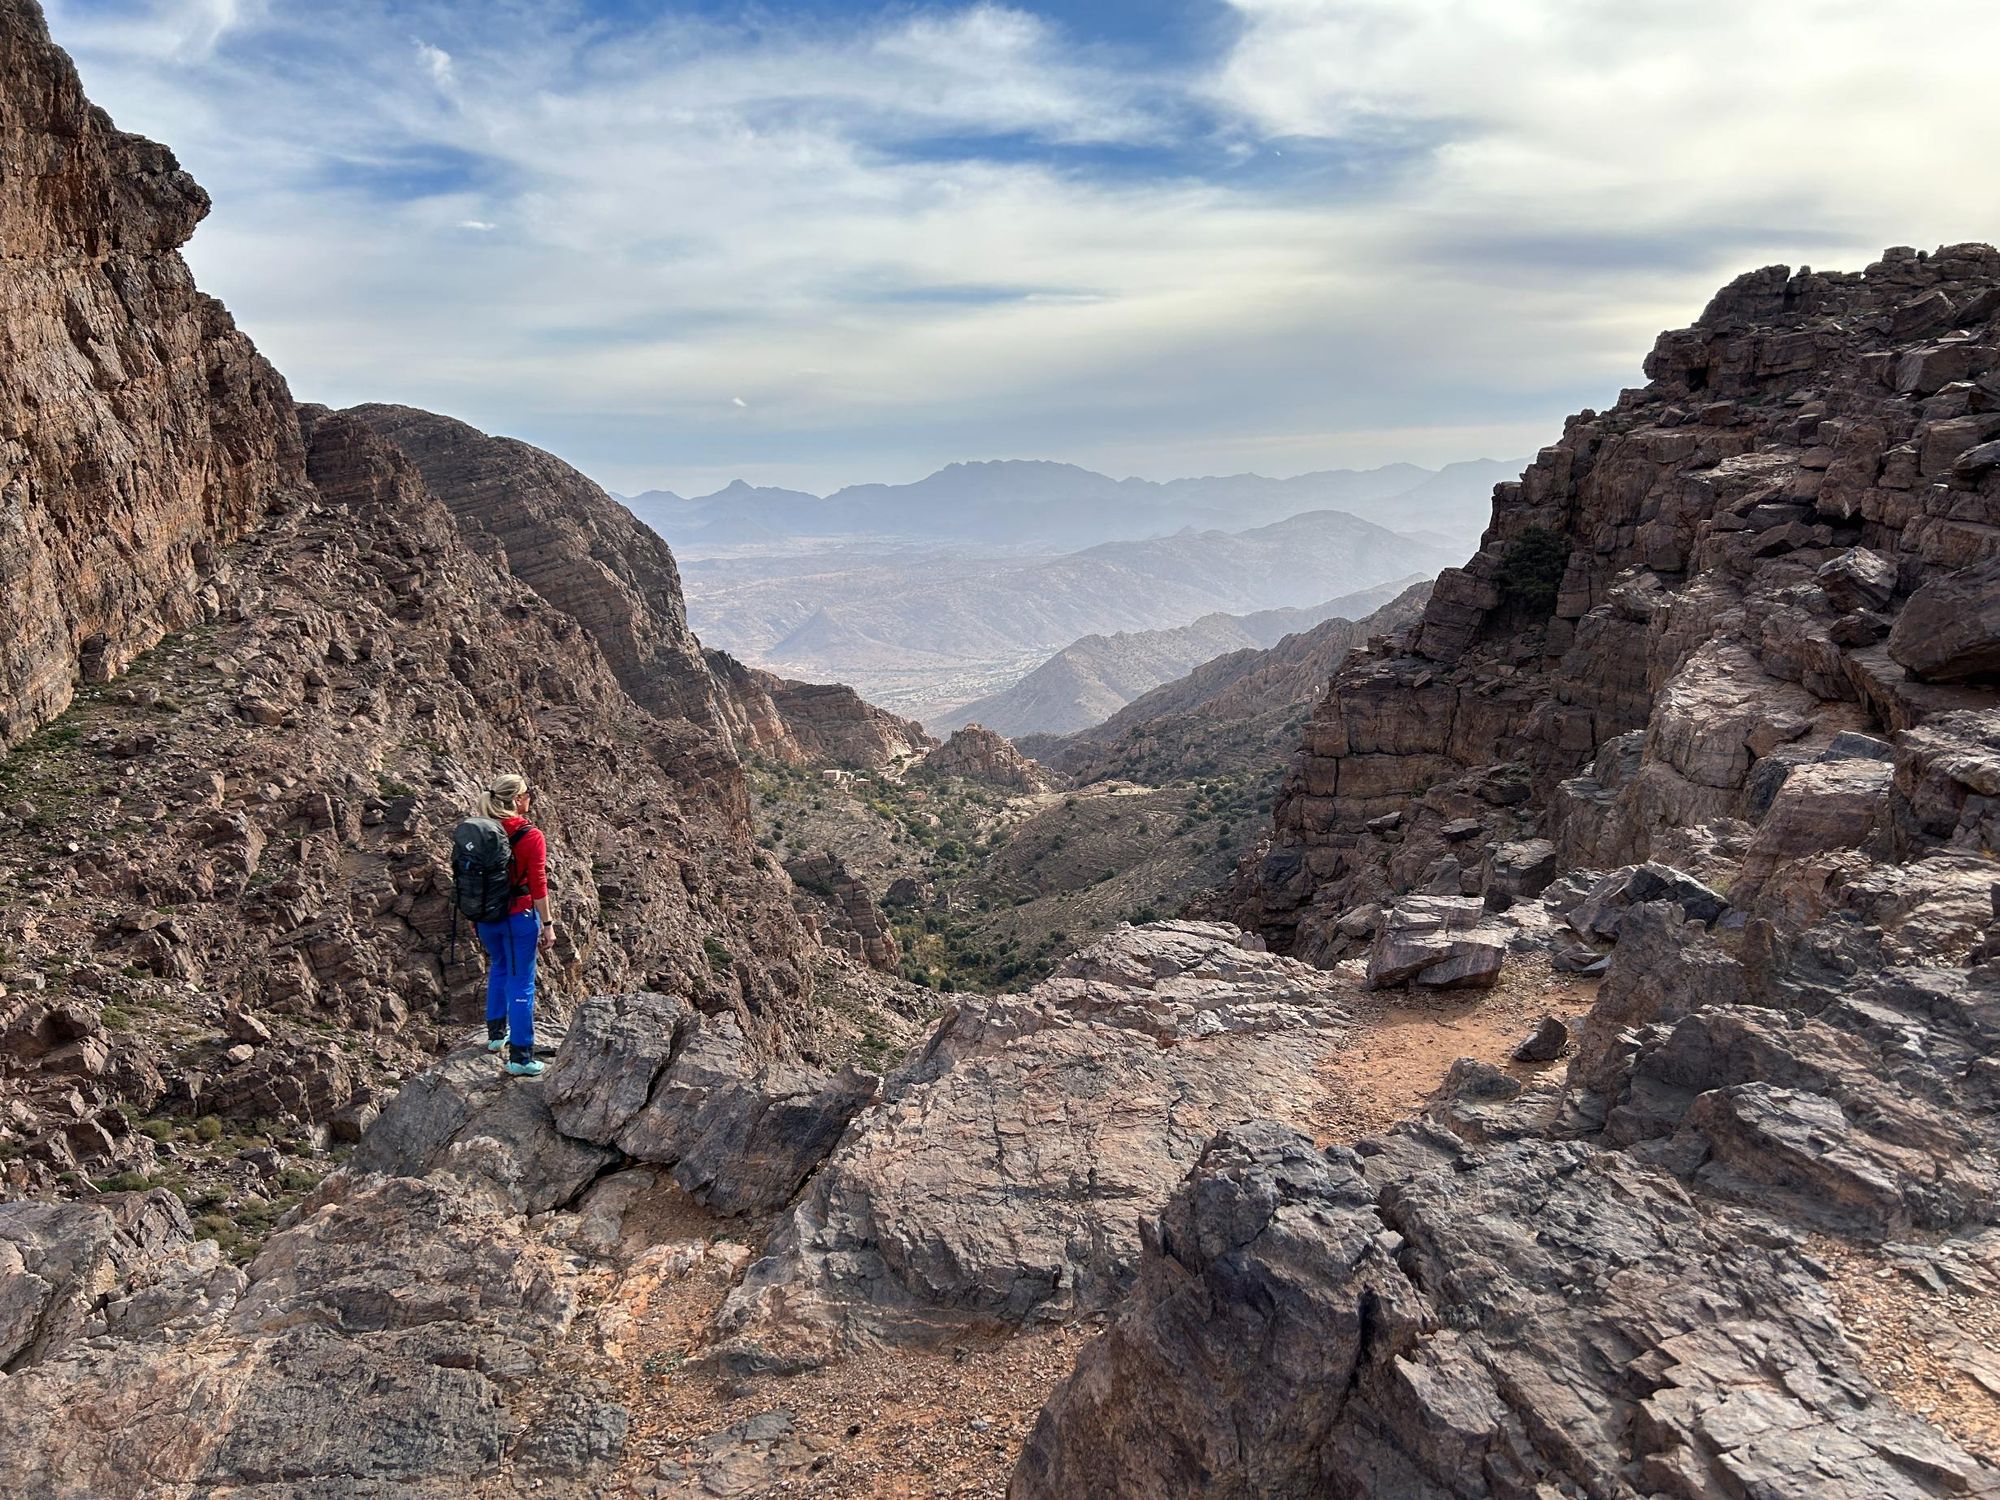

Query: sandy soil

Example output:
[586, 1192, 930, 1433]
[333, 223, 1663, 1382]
[1813, 1234, 2000, 1464]
[1310, 964, 1599, 1146]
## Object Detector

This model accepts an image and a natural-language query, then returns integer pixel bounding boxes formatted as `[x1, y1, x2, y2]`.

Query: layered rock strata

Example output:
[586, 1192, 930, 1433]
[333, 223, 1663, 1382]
[0, 2, 303, 747]
[1239, 244, 2000, 962]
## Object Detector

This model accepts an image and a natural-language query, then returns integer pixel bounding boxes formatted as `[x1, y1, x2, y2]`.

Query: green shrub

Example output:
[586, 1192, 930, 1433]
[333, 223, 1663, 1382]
[93, 1171, 158, 1193]
[194, 1115, 224, 1143]
[1496, 525, 1570, 616]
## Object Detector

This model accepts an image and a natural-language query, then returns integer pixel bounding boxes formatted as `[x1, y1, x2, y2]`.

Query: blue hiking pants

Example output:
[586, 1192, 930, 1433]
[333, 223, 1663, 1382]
[476, 909, 538, 1050]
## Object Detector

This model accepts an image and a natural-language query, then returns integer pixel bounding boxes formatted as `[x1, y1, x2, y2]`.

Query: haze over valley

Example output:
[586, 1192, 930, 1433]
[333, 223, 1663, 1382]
[626, 457, 1503, 724]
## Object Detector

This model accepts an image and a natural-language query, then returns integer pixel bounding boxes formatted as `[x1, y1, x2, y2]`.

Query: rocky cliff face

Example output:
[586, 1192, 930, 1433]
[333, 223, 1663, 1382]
[0, 3, 303, 748]
[702, 649, 934, 770]
[1012, 248, 2000, 1496]
[347, 405, 932, 771]
[1239, 245, 2000, 962]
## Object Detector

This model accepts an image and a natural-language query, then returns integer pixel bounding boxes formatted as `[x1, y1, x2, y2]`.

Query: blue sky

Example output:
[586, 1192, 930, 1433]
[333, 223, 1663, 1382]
[44, 0, 1997, 496]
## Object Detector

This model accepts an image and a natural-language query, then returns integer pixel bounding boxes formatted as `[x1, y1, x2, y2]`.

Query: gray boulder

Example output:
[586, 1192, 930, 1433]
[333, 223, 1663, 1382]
[1888, 559, 2000, 682]
[1567, 862, 1728, 940]
[1366, 895, 1507, 988]
[544, 992, 879, 1215]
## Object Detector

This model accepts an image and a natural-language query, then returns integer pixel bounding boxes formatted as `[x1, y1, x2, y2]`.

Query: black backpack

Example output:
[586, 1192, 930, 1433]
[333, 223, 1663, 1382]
[450, 817, 527, 923]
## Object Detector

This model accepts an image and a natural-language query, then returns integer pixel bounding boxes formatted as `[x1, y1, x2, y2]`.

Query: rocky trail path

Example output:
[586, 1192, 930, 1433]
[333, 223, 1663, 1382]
[540, 940, 1604, 1499]
[1308, 966, 1598, 1144]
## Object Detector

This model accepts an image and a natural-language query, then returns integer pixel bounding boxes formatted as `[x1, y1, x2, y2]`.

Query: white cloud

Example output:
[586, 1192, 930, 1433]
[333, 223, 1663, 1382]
[46, 1, 2000, 496]
[413, 39, 454, 87]
[47, 0, 258, 60]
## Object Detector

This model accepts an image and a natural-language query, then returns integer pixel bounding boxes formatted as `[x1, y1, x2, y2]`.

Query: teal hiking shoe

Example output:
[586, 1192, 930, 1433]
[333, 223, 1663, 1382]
[486, 1038, 505, 1053]
[505, 1046, 544, 1077]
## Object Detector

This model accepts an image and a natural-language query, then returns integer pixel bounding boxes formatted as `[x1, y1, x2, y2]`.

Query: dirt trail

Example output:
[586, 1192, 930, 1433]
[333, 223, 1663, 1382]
[1310, 966, 1599, 1145]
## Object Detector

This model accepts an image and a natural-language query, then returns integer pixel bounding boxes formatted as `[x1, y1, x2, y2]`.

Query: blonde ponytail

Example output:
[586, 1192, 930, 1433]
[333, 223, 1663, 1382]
[479, 773, 529, 821]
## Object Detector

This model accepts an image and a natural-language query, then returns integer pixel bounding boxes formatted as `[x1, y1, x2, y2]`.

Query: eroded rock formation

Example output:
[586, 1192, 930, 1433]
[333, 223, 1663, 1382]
[1239, 244, 2000, 961]
[0, 2, 303, 746]
[710, 922, 1351, 1372]
[919, 724, 1060, 792]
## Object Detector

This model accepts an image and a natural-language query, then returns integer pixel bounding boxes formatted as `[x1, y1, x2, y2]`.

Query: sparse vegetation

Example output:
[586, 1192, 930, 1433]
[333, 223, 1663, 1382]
[1496, 524, 1570, 616]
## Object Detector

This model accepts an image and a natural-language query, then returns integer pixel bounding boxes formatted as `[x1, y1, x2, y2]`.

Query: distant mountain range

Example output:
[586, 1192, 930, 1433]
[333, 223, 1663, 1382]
[1020, 580, 1436, 787]
[677, 509, 1466, 723]
[616, 456, 1520, 554]
[936, 576, 1428, 737]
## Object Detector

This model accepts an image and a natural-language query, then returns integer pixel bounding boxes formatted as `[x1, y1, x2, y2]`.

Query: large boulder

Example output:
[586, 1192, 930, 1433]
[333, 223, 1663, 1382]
[1567, 862, 1728, 940]
[709, 923, 1352, 1371]
[544, 992, 879, 1215]
[1366, 895, 1507, 989]
[1888, 559, 2000, 683]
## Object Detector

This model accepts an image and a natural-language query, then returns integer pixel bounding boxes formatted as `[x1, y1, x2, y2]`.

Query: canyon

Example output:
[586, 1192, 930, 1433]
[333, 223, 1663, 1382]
[2, 4, 1999, 1498]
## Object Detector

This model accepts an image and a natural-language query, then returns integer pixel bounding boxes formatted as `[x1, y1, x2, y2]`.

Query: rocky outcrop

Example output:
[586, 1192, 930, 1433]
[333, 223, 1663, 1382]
[0, 3, 304, 747]
[702, 649, 934, 769]
[1238, 245, 2000, 964]
[0, 1167, 622, 1497]
[709, 922, 1352, 1372]
[542, 990, 880, 1215]
[784, 850, 901, 970]
[920, 724, 1060, 792]
[347, 403, 729, 731]
[1014, 1122, 1998, 1500]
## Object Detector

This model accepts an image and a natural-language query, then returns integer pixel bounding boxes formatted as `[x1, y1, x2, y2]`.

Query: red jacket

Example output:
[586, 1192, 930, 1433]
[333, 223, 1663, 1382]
[501, 816, 547, 915]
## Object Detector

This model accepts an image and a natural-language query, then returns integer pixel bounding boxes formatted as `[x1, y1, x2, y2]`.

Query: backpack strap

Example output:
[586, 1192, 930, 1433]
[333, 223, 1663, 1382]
[507, 823, 532, 899]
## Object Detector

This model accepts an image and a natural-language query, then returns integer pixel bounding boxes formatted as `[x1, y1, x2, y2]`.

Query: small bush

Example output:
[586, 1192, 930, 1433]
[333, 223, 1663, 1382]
[1496, 525, 1570, 616]
[194, 1115, 224, 1143]
[93, 1171, 158, 1193]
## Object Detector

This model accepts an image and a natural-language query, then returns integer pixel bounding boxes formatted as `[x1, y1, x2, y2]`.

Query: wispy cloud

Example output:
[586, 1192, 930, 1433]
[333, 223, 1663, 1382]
[43, 0, 1999, 496]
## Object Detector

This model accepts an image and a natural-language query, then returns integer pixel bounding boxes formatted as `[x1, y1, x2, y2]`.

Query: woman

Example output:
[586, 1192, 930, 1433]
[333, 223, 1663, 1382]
[475, 773, 554, 1077]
